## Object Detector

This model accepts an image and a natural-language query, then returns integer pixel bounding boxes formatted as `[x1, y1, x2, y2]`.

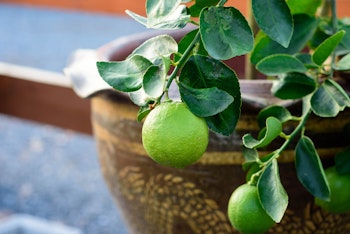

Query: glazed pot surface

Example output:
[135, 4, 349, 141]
[91, 90, 350, 234]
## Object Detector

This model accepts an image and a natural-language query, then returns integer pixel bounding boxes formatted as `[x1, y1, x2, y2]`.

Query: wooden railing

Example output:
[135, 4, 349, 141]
[0, 63, 92, 134]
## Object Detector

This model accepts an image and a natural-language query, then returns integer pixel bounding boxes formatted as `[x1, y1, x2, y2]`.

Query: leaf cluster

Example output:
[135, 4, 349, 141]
[96, 0, 350, 225]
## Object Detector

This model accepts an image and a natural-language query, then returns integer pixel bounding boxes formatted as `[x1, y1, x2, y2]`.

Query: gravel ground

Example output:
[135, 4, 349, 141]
[0, 114, 128, 234]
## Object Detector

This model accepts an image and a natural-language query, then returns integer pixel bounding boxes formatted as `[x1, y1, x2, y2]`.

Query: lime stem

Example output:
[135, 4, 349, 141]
[165, 31, 201, 91]
[155, 31, 200, 105]
[262, 107, 312, 167]
[161, 0, 227, 103]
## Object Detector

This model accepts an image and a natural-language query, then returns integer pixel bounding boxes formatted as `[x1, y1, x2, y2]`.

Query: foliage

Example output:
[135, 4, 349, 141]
[97, 0, 350, 228]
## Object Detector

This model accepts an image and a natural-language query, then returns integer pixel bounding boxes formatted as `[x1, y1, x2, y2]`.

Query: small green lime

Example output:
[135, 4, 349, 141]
[142, 101, 209, 168]
[315, 166, 350, 214]
[228, 184, 275, 234]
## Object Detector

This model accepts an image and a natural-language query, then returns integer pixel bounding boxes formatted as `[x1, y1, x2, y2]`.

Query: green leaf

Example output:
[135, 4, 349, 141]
[179, 82, 234, 117]
[286, 0, 322, 15]
[252, 0, 293, 48]
[146, 0, 189, 29]
[337, 26, 350, 55]
[126, 0, 190, 29]
[129, 88, 154, 106]
[243, 117, 282, 149]
[96, 55, 153, 92]
[137, 106, 151, 122]
[258, 159, 288, 222]
[189, 0, 220, 17]
[334, 53, 350, 71]
[146, 0, 179, 16]
[130, 34, 178, 63]
[256, 54, 306, 76]
[312, 30, 346, 66]
[310, 21, 350, 55]
[309, 20, 330, 49]
[176, 29, 208, 62]
[257, 106, 292, 128]
[143, 65, 166, 98]
[295, 53, 318, 69]
[179, 55, 241, 135]
[245, 162, 260, 182]
[200, 6, 253, 60]
[335, 147, 350, 175]
[271, 73, 316, 100]
[125, 10, 147, 26]
[295, 136, 330, 200]
[242, 147, 259, 171]
[311, 79, 350, 117]
[251, 14, 318, 64]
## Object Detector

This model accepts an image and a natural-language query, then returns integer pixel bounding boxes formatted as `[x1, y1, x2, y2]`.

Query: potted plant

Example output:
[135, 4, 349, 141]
[66, 0, 350, 233]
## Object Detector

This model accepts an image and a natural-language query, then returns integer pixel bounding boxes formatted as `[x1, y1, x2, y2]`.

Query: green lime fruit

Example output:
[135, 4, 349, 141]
[142, 101, 209, 168]
[228, 184, 275, 234]
[315, 166, 350, 214]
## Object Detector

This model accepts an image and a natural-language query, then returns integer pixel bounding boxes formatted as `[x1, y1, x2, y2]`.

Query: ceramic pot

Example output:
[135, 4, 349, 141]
[66, 28, 350, 234]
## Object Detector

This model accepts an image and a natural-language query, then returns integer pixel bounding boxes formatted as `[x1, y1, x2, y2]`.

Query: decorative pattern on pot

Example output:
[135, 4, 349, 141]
[91, 93, 350, 234]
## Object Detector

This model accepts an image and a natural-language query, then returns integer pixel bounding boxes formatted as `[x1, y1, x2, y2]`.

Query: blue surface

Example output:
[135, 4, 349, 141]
[0, 4, 150, 233]
[0, 114, 128, 234]
[0, 3, 148, 72]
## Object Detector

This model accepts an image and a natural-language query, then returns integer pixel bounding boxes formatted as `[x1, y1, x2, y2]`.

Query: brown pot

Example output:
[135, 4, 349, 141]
[66, 28, 350, 233]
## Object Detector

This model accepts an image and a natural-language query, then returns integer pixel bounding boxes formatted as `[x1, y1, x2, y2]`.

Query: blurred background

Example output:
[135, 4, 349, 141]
[0, 0, 349, 233]
[0, 1, 148, 233]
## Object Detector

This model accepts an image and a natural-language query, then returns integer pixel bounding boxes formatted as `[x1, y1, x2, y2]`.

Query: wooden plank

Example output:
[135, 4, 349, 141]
[0, 62, 71, 88]
[0, 68, 92, 134]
